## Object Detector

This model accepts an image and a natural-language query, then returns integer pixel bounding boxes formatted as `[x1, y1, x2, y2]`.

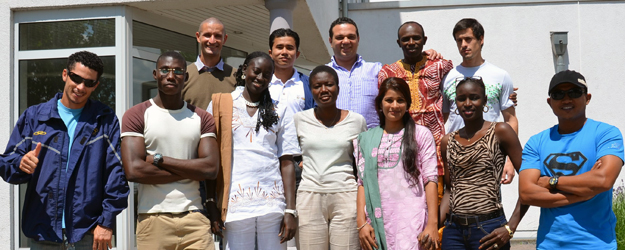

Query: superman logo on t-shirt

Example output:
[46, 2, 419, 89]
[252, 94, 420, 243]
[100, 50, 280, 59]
[543, 152, 587, 176]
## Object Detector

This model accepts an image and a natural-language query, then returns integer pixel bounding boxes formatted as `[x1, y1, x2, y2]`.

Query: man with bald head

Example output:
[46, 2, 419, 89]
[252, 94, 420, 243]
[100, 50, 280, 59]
[183, 17, 237, 109]
[378, 21, 453, 202]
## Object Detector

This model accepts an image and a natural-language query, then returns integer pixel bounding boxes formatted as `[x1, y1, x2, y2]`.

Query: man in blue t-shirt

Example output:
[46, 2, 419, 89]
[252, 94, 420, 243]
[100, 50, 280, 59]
[519, 70, 624, 249]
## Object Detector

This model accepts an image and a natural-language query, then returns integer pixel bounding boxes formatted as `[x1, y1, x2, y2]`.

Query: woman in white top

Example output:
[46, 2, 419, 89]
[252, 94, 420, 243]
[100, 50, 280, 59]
[207, 51, 299, 250]
[293, 65, 367, 250]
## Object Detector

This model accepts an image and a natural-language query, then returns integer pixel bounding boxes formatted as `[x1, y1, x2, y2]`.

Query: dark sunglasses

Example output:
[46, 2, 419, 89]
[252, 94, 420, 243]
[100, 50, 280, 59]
[550, 88, 585, 100]
[68, 71, 98, 87]
[158, 68, 185, 76]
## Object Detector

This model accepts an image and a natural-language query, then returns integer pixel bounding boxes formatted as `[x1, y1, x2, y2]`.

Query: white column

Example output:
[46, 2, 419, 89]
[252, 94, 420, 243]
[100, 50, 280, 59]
[265, 0, 297, 33]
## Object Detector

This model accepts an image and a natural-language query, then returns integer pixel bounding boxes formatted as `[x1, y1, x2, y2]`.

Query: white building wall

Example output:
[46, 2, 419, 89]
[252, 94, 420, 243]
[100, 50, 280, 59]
[1, 0, 624, 248]
[349, 1, 625, 238]
[1, 3, 15, 250]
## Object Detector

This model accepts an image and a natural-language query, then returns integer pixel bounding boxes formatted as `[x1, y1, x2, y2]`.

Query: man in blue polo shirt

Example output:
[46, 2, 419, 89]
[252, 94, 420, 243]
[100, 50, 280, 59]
[519, 70, 624, 249]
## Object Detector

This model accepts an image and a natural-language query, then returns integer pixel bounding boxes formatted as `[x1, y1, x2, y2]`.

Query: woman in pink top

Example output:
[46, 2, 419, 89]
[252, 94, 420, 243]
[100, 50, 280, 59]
[354, 77, 439, 250]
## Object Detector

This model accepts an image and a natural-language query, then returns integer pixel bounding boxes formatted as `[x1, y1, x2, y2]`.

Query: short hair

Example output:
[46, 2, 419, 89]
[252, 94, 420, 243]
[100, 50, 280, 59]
[453, 18, 485, 41]
[156, 51, 187, 69]
[67, 51, 104, 81]
[309, 65, 339, 89]
[397, 21, 425, 39]
[329, 17, 359, 38]
[456, 77, 487, 103]
[269, 28, 300, 51]
[198, 17, 226, 35]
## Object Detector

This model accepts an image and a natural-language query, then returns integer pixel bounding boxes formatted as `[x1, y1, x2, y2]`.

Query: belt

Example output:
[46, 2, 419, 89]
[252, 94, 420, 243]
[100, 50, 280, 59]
[179, 209, 203, 215]
[155, 209, 203, 216]
[448, 209, 504, 226]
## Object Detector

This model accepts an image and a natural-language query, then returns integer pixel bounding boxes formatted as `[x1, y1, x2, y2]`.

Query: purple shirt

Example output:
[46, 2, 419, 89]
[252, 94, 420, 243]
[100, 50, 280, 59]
[327, 55, 382, 128]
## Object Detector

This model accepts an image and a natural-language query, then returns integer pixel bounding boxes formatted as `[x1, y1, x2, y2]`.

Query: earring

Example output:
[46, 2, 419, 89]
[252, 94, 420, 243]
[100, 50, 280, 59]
[241, 74, 246, 80]
[454, 109, 460, 115]
[483, 105, 490, 113]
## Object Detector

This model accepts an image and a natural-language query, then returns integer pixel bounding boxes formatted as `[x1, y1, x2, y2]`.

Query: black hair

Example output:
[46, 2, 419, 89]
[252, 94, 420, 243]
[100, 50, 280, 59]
[376, 77, 420, 187]
[67, 51, 104, 80]
[453, 18, 485, 42]
[329, 17, 359, 38]
[156, 51, 188, 69]
[309, 65, 339, 89]
[456, 77, 488, 103]
[234, 51, 279, 133]
[397, 21, 425, 39]
[269, 28, 300, 51]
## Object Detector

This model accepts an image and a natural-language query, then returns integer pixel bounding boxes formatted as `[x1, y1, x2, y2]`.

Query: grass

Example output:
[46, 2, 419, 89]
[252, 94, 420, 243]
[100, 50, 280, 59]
[614, 180, 625, 249]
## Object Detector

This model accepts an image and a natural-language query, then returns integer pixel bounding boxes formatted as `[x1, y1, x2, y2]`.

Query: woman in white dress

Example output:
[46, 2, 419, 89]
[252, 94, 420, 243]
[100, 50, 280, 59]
[207, 51, 298, 250]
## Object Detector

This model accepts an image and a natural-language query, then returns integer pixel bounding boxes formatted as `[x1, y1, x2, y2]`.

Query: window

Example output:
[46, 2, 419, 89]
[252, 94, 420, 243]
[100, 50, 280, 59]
[14, 8, 123, 249]
[19, 19, 115, 51]
[14, 6, 249, 250]
[18, 57, 116, 114]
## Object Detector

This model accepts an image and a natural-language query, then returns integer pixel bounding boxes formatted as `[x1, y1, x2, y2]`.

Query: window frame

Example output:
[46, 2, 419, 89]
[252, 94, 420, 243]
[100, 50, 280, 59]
[12, 6, 130, 250]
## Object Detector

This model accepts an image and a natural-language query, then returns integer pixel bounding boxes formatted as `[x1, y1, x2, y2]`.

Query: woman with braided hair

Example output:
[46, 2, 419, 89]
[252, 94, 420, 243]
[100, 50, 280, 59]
[207, 51, 299, 250]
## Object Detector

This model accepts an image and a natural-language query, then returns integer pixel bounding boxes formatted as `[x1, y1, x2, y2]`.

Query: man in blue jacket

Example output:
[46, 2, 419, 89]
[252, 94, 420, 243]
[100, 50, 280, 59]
[0, 51, 129, 250]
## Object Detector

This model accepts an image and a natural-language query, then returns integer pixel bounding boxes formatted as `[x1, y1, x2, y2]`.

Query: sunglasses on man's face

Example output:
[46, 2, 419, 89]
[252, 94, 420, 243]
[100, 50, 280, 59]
[157, 68, 186, 76]
[68, 71, 98, 87]
[550, 88, 585, 100]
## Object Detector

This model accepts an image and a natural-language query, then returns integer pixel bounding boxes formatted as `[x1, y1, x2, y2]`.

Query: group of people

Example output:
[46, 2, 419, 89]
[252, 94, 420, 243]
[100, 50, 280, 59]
[0, 13, 622, 250]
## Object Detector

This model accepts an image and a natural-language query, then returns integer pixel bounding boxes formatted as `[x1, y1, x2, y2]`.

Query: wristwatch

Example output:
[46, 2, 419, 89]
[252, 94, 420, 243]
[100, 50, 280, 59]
[285, 209, 298, 218]
[153, 153, 163, 168]
[548, 175, 559, 190]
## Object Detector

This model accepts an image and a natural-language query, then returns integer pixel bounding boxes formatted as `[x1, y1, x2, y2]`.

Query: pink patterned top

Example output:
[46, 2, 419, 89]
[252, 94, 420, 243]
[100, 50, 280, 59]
[354, 125, 438, 250]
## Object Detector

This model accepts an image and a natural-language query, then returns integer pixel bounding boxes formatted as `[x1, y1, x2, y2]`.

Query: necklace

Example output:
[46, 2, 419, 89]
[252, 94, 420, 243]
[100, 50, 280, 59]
[244, 98, 260, 108]
[462, 127, 483, 142]
[464, 131, 476, 142]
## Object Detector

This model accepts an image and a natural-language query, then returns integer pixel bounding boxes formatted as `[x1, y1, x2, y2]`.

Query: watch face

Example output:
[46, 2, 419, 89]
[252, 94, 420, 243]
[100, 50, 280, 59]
[549, 177, 557, 186]
[153, 153, 163, 165]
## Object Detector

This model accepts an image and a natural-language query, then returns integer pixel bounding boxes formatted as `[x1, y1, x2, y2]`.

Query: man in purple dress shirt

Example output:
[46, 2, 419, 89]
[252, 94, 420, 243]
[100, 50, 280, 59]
[325, 17, 381, 129]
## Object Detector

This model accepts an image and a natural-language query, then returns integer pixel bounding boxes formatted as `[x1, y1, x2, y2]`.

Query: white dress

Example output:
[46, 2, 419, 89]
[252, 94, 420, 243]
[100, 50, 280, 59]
[208, 87, 301, 222]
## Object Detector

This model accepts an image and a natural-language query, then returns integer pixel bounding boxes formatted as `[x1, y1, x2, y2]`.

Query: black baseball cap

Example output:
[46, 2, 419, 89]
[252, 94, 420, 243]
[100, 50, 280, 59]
[548, 70, 587, 94]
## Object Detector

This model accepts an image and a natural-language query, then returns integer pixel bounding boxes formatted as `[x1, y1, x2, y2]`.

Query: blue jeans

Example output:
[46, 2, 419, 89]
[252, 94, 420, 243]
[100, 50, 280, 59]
[442, 215, 511, 250]
[29, 233, 94, 250]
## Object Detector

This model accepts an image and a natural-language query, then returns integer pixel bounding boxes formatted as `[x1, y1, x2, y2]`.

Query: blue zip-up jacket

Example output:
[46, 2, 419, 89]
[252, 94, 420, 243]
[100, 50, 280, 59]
[0, 93, 129, 243]
[299, 72, 316, 110]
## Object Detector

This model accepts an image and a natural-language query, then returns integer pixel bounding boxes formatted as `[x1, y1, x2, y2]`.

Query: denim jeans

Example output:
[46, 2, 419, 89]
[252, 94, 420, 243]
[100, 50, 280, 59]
[442, 215, 511, 250]
[30, 233, 94, 250]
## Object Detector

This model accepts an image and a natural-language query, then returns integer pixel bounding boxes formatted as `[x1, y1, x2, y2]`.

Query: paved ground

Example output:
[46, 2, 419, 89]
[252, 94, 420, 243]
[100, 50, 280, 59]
[511, 239, 537, 250]
[251, 238, 536, 250]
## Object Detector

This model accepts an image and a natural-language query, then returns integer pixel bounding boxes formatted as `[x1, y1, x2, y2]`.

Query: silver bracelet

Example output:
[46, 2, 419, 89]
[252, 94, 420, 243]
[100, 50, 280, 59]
[357, 222, 369, 231]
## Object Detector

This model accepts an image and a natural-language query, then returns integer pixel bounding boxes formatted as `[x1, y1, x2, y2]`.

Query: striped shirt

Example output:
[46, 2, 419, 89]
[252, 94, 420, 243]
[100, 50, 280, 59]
[327, 55, 382, 128]
[447, 122, 505, 215]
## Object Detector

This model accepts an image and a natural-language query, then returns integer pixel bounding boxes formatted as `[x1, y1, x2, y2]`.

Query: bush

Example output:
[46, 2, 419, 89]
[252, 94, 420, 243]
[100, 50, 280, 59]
[614, 180, 625, 249]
